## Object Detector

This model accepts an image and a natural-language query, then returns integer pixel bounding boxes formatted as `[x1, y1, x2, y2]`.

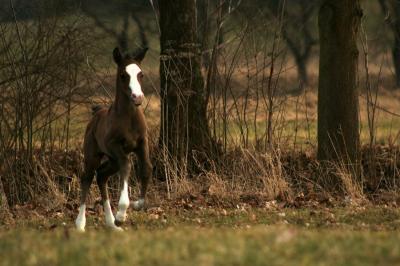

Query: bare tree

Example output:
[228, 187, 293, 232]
[378, 0, 400, 88]
[262, 0, 319, 86]
[317, 0, 362, 165]
[0, 8, 93, 204]
[81, 0, 149, 51]
[158, 0, 216, 174]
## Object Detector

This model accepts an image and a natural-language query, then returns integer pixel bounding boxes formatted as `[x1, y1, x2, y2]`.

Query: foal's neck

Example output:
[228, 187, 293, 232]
[114, 87, 138, 116]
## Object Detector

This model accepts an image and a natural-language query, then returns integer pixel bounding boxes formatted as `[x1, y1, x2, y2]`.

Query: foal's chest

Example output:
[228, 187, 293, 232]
[121, 126, 142, 153]
[110, 111, 145, 153]
[122, 138, 138, 153]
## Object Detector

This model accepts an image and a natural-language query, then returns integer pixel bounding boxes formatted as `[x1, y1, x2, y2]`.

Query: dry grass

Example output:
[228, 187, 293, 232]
[2, 68, 400, 211]
[1, 141, 398, 219]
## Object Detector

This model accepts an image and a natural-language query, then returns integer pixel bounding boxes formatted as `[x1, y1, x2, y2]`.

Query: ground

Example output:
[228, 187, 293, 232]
[1, 205, 400, 266]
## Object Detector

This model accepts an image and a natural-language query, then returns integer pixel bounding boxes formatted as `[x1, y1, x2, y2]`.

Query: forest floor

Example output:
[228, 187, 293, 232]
[2, 204, 400, 266]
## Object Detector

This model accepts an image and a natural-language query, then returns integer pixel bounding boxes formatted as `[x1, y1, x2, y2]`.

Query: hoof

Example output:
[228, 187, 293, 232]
[109, 224, 123, 231]
[132, 199, 145, 211]
[106, 221, 124, 231]
[113, 226, 123, 232]
[114, 219, 124, 227]
[76, 227, 85, 233]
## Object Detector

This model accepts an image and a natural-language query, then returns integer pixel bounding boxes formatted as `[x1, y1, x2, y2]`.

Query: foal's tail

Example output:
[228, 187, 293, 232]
[91, 105, 103, 115]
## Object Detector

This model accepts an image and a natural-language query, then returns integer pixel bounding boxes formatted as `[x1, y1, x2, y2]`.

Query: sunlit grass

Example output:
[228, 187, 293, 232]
[2, 207, 400, 266]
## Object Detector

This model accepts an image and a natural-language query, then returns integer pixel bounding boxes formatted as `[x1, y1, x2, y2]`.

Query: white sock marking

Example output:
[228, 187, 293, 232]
[104, 200, 115, 226]
[75, 204, 86, 232]
[104, 200, 123, 231]
[116, 181, 129, 222]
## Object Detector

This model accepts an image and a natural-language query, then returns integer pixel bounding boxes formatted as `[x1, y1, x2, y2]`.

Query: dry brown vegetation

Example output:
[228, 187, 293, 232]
[1, 1, 400, 227]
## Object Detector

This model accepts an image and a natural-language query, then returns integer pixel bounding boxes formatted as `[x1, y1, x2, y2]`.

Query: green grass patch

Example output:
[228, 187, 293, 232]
[2, 207, 400, 266]
[1, 226, 400, 266]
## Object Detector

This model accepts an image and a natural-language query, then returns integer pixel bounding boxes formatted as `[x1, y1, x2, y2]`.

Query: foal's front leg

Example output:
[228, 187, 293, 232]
[96, 160, 122, 231]
[115, 156, 131, 226]
[132, 138, 152, 211]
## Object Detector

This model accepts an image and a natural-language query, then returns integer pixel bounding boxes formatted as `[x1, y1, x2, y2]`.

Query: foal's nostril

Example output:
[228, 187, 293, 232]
[132, 94, 144, 105]
[132, 94, 143, 99]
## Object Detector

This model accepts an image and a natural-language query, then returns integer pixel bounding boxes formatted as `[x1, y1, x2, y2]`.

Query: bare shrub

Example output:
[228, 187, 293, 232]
[0, 176, 13, 224]
[333, 163, 365, 202]
[0, 7, 94, 205]
[198, 148, 292, 202]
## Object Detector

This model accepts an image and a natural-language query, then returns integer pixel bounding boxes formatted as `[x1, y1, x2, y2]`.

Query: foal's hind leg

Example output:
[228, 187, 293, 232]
[133, 138, 152, 211]
[96, 159, 122, 231]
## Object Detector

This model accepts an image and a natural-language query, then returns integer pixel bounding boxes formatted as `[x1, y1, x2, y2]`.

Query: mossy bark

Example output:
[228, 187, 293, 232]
[317, 0, 362, 165]
[158, 0, 215, 172]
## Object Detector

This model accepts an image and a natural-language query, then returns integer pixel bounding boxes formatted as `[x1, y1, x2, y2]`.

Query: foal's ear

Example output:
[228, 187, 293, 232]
[113, 47, 123, 65]
[133, 47, 148, 62]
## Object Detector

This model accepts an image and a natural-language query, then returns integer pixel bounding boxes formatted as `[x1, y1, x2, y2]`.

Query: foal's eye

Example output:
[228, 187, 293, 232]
[120, 73, 128, 79]
[138, 72, 144, 79]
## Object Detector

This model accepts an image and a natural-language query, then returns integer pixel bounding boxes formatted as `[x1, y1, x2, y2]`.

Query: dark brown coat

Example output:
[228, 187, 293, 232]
[77, 47, 151, 229]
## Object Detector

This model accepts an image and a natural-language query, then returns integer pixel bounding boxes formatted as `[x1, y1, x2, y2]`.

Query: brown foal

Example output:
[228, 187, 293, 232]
[76, 47, 152, 231]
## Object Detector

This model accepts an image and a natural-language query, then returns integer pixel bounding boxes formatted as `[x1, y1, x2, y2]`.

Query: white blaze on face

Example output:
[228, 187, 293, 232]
[125, 63, 143, 98]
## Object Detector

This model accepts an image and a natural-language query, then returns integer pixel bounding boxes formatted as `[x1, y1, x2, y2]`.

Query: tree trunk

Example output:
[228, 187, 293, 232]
[197, 0, 211, 68]
[393, 2, 400, 87]
[378, 0, 400, 88]
[158, 0, 215, 173]
[393, 39, 400, 87]
[317, 0, 362, 165]
[295, 56, 309, 86]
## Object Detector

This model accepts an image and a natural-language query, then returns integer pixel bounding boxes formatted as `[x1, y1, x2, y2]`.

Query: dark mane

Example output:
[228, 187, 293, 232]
[91, 105, 103, 115]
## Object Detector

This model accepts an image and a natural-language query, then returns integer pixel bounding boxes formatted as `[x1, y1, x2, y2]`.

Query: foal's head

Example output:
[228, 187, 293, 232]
[113, 47, 148, 106]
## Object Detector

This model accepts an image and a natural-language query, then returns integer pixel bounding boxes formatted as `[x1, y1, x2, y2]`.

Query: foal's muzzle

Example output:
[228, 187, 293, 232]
[131, 94, 144, 106]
